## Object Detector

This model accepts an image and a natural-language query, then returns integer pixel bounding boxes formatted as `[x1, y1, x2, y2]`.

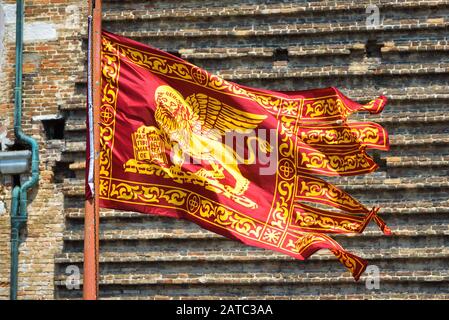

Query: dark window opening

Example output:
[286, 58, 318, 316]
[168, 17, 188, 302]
[273, 48, 289, 62]
[42, 118, 65, 140]
[372, 152, 387, 170]
[7, 143, 28, 151]
[167, 51, 182, 59]
[54, 162, 74, 183]
[12, 174, 21, 187]
[365, 40, 383, 58]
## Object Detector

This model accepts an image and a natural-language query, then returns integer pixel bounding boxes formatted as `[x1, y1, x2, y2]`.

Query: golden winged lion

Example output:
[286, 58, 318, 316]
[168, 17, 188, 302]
[151, 85, 270, 196]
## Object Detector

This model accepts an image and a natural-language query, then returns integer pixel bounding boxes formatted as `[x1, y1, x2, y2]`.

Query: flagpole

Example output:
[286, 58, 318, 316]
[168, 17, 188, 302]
[84, 0, 102, 300]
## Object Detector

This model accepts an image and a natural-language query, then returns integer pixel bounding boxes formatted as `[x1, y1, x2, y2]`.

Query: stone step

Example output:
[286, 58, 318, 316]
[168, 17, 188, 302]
[65, 119, 86, 132]
[98, 293, 449, 300]
[386, 156, 449, 167]
[330, 174, 449, 185]
[64, 154, 449, 177]
[177, 44, 354, 60]
[212, 63, 449, 80]
[354, 111, 449, 124]
[349, 92, 449, 102]
[58, 89, 449, 113]
[389, 133, 449, 146]
[62, 111, 449, 136]
[64, 141, 86, 153]
[60, 133, 449, 155]
[291, 41, 449, 58]
[75, 39, 449, 65]
[54, 247, 449, 264]
[102, 1, 449, 22]
[104, 19, 449, 40]
[60, 174, 449, 198]
[73, 39, 449, 69]
[56, 281, 449, 299]
[53, 270, 449, 286]
[54, 247, 449, 278]
[68, 161, 85, 171]
[61, 223, 449, 242]
[382, 40, 449, 53]
[179, 40, 449, 60]
[376, 200, 449, 214]
[63, 199, 449, 220]
[73, 62, 449, 84]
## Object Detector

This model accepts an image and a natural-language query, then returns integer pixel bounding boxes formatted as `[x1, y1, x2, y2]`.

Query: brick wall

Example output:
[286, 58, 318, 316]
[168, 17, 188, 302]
[0, 0, 86, 299]
[1, 0, 448, 299]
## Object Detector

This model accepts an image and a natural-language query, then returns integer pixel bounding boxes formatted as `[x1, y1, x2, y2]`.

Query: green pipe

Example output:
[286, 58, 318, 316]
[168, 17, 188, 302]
[10, 0, 40, 300]
[10, 186, 21, 300]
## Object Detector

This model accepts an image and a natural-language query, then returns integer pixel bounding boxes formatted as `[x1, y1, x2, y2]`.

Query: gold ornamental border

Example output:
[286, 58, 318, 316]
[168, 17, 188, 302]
[298, 123, 388, 150]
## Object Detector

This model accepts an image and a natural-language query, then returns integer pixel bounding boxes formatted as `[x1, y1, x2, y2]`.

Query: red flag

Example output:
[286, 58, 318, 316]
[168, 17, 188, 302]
[91, 30, 391, 280]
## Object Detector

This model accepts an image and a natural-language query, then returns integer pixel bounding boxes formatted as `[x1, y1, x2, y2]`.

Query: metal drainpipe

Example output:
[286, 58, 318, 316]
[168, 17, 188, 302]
[10, 0, 40, 300]
[10, 186, 21, 300]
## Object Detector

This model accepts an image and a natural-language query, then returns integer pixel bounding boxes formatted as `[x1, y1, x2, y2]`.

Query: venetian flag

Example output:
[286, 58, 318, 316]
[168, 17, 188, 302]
[87, 30, 391, 280]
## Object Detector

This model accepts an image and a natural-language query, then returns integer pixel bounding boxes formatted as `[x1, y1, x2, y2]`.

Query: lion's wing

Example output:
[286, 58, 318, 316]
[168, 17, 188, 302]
[185, 93, 267, 139]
